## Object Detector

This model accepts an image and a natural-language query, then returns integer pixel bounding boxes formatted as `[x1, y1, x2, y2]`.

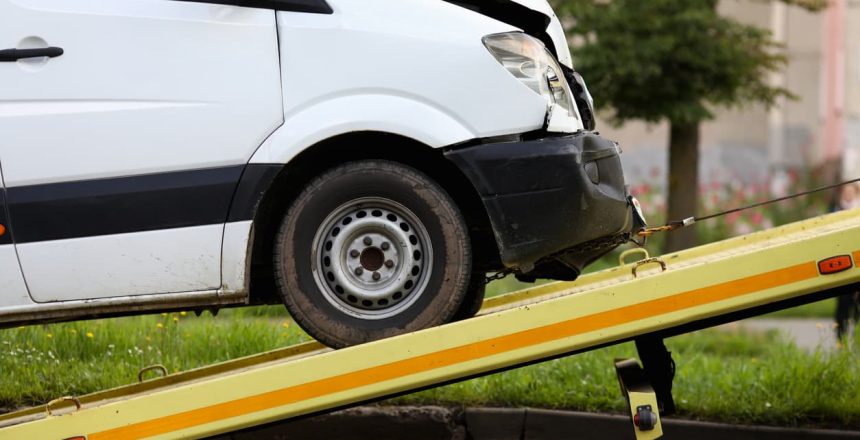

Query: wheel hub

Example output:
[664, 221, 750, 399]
[312, 197, 433, 319]
[343, 232, 400, 287]
[359, 247, 384, 271]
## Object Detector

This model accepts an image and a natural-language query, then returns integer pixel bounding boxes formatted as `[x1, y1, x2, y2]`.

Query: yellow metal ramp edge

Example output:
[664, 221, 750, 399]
[1, 209, 858, 439]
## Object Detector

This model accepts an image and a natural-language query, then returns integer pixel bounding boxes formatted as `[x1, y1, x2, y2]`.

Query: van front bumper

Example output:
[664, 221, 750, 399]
[445, 131, 641, 278]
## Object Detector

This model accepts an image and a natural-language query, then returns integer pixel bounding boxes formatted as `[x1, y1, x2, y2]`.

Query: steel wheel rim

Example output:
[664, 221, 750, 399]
[311, 197, 433, 320]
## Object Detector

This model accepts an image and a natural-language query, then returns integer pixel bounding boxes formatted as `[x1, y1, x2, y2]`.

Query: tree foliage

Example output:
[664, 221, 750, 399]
[550, 0, 821, 251]
[552, 0, 794, 126]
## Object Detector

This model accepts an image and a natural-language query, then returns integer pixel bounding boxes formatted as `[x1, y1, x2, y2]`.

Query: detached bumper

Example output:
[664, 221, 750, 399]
[445, 131, 637, 274]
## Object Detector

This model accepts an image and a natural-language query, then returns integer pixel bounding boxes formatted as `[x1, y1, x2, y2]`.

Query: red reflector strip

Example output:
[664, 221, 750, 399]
[0, 224, 5, 236]
[818, 255, 853, 275]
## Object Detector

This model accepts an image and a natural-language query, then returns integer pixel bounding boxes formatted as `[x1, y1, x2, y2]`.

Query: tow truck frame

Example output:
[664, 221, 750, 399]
[1, 208, 859, 440]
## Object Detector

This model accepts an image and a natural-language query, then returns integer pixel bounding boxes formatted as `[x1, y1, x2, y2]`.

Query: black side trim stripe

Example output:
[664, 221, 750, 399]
[172, 0, 333, 14]
[0, 188, 12, 245]
[227, 164, 283, 223]
[7, 164, 281, 244]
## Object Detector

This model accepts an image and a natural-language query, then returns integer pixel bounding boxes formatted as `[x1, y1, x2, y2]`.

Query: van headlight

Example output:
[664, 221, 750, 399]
[482, 32, 577, 119]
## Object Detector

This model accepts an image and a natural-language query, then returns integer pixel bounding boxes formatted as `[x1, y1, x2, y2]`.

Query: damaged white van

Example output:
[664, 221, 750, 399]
[0, 0, 644, 347]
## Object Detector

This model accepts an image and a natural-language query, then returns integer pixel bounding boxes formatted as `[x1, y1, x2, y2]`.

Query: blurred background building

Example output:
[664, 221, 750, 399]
[611, 0, 860, 194]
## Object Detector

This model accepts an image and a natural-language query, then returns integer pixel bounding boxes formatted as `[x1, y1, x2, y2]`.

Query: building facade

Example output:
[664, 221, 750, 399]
[606, 0, 860, 193]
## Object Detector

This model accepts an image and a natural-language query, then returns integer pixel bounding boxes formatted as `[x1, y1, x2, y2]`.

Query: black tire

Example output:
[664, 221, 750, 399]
[453, 273, 486, 321]
[274, 160, 472, 348]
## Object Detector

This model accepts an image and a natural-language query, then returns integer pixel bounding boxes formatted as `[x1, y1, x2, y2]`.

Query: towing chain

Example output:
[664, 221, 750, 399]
[485, 269, 514, 285]
[482, 233, 632, 285]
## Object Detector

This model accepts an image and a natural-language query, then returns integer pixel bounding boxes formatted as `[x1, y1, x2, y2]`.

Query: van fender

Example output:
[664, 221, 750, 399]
[222, 93, 477, 295]
[249, 93, 477, 165]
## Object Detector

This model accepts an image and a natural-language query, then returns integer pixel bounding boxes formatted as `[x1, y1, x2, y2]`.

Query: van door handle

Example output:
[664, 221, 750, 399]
[0, 47, 64, 62]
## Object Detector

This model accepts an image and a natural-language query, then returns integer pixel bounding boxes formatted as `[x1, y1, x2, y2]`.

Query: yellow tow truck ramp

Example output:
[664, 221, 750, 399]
[1, 208, 859, 440]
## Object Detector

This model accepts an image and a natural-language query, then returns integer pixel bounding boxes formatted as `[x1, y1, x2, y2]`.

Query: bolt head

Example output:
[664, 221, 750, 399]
[363, 237, 372, 246]
[372, 272, 381, 281]
[349, 249, 360, 258]
[354, 267, 364, 276]
[384, 260, 394, 268]
[381, 242, 390, 251]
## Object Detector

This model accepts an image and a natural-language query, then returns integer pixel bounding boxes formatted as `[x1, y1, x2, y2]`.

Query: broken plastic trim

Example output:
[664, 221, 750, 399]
[442, 0, 555, 57]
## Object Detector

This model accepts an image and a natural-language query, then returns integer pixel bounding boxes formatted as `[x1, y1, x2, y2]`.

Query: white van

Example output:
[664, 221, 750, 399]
[0, 0, 643, 347]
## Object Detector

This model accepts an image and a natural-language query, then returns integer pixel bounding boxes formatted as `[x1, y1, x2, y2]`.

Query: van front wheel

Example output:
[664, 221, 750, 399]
[274, 160, 472, 348]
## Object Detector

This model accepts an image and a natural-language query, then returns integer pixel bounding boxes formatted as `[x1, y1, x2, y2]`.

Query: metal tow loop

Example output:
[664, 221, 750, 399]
[636, 217, 696, 238]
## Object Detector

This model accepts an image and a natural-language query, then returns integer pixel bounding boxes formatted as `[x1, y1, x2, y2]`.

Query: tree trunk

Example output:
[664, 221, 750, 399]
[663, 121, 700, 253]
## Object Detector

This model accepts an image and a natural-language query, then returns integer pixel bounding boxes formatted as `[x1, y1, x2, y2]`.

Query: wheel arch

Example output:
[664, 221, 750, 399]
[245, 131, 500, 305]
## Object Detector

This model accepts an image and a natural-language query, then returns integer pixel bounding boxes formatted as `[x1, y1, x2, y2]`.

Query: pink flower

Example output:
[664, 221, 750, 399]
[726, 211, 741, 225]
[750, 212, 764, 226]
[734, 222, 753, 236]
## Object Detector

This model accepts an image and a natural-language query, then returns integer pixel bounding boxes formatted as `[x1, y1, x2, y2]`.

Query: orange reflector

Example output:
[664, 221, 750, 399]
[0, 223, 5, 237]
[818, 255, 853, 275]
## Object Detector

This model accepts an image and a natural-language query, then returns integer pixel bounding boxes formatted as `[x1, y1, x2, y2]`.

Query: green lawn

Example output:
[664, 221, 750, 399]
[0, 309, 304, 412]
[1, 308, 857, 428]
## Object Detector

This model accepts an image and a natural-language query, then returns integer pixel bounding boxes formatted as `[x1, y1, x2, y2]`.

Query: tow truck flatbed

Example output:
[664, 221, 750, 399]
[1, 208, 858, 439]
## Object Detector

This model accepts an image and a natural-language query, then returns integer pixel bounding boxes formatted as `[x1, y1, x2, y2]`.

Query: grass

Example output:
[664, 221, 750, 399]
[0, 310, 305, 411]
[1, 309, 858, 428]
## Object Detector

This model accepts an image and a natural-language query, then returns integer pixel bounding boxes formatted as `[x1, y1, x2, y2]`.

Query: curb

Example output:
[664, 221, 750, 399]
[212, 406, 466, 440]
[211, 406, 860, 440]
[468, 408, 860, 440]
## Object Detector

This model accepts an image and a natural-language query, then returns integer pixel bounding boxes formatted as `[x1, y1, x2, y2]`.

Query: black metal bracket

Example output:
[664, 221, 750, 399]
[634, 335, 676, 415]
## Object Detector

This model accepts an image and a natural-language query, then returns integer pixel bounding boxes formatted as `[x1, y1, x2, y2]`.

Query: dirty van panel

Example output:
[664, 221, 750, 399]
[0, 163, 30, 308]
[0, 1, 281, 301]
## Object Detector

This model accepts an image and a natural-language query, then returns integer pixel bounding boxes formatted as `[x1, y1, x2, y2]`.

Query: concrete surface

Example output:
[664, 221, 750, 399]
[721, 318, 842, 351]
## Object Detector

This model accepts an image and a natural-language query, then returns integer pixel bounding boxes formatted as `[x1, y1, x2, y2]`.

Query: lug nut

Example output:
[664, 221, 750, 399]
[354, 267, 364, 276]
[381, 242, 390, 251]
[372, 272, 381, 281]
[363, 237, 372, 246]
[350, 249, 360, 258]
[384, 260, 394, 268]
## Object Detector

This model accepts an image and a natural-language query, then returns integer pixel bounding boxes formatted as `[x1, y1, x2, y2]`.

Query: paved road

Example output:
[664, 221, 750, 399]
[720, 318, 842, 351]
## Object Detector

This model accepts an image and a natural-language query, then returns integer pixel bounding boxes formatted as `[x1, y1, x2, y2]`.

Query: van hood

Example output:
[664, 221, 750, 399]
[443, 0, 573, 68]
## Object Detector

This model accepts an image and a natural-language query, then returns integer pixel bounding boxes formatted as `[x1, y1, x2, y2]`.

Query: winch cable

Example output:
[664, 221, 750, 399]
[637, 177, 860, 238]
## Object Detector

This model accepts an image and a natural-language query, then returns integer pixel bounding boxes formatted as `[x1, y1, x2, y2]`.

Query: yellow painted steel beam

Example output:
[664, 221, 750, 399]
[1, 209, 859, 440]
